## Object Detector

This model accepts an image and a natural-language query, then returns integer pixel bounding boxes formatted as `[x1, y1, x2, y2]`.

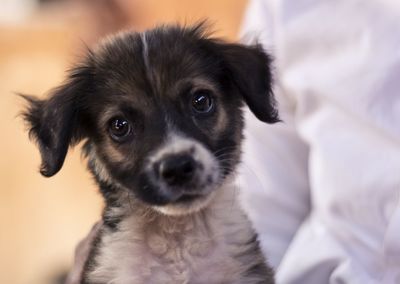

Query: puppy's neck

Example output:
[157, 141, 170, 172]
[87, 176, 271, 284]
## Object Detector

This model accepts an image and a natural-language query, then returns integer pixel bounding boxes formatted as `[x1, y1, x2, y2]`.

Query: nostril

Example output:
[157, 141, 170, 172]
[161, 167, 177, 182]
[182, 160, 195, 175]
[159, 155, 197, 186]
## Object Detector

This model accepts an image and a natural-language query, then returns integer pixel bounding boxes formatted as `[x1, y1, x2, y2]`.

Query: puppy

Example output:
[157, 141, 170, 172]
[22, 23, 279, 284]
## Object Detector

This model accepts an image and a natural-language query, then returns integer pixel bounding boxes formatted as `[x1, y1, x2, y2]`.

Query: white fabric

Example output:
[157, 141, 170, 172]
[238, 0, 400, 283]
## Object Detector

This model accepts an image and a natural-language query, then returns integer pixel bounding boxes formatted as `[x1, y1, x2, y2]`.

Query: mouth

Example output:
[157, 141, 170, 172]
[153, 189, 217, 216]
[158, 183, 214, 205]
[175, 193, 203, 203]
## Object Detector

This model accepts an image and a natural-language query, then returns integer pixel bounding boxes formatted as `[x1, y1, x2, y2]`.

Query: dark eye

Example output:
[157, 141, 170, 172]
[108, 117, 132, 141]
[191, 90, 214, 114]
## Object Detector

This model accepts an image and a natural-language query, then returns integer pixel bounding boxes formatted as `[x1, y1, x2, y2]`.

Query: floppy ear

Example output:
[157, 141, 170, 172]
[219, 42, 280, 123]
[21, 64, 92, 177]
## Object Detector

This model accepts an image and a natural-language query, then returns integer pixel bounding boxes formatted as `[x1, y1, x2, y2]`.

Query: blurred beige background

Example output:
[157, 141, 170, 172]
[0, 1, 247, 283]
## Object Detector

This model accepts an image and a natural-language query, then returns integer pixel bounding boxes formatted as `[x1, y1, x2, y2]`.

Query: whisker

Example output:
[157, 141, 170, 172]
[212, 146, 239, 156]
[127, 190, 134, 213]
[216, 153, 235, 159]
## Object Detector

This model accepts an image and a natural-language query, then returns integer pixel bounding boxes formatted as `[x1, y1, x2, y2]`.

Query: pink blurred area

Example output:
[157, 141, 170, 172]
[0, 1, 247, 283]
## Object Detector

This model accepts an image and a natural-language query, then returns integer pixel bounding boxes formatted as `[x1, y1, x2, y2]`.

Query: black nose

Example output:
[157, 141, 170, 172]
[158, 154, 196, 186]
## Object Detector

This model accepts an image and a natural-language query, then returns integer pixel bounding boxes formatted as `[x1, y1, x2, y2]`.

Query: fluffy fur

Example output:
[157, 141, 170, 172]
[22, 23, 278, 283]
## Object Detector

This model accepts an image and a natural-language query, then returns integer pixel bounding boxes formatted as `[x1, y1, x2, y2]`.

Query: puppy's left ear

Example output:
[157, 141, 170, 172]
[219, 43, 280, 123]
[21, 64, 92, 177]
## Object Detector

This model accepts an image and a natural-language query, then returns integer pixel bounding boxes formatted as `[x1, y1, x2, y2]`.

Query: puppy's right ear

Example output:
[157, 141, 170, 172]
[218, 42, 280, 123]
[21, 63, 93, 177]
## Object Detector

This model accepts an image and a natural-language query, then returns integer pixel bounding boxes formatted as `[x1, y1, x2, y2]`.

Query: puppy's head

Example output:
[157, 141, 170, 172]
[22, 23, 279, 215]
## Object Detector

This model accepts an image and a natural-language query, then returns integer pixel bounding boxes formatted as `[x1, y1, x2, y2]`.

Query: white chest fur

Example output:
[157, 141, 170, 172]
[87, 184, 267, 284]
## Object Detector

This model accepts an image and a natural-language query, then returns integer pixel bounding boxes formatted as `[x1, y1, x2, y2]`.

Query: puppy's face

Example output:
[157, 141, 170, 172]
[22, 24, 279, 215]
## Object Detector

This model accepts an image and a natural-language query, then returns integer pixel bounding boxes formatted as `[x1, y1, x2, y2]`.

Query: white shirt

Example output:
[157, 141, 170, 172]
[239, 1, 400, 283]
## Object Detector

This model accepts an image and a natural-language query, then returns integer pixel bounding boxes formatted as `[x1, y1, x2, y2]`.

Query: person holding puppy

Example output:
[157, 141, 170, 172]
[239, 0, 400, 283]
[66, 0, 400, 283]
